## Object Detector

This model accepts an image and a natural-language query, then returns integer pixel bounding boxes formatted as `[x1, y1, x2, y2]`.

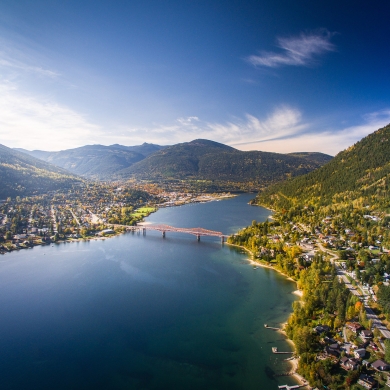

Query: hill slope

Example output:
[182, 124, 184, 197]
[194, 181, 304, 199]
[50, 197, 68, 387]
[287, 152, 333, 165]
[255, 123, 390, 210]
[109, 142, 167, 156]
[18, 145, 148, 180]
[0, 144, 82, 198]
[116, 139, 332, 184]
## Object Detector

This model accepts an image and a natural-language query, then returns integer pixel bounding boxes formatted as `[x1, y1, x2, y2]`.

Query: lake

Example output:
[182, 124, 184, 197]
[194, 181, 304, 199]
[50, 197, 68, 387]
[0, 194, 298, 389]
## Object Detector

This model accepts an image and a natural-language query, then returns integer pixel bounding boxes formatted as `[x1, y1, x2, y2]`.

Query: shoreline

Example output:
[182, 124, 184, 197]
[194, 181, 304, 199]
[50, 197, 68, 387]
[226, 241, 306, 387]
[0, 193, 243, 256]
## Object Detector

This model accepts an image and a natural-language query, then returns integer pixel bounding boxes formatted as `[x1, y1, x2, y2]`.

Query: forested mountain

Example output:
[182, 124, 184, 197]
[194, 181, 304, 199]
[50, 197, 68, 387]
[287, 152, 333, 165]
[255, 123, 390, 210]
[109, 142, 167, 156]
[116, 139, 331, 184]
[0, 144, 82, 199]
[17, 144, 147, 180]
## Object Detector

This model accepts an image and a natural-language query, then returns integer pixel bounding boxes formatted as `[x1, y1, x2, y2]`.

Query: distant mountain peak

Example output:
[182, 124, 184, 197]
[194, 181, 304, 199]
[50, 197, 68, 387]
[186, 139, 235, 149]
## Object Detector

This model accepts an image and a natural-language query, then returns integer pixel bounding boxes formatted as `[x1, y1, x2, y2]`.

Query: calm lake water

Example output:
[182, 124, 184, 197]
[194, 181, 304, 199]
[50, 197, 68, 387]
[0, 194, 298, 389]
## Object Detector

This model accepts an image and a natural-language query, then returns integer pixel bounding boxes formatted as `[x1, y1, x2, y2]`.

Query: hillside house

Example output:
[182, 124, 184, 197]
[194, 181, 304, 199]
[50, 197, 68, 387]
[360, 330, 373, 340]
[340, 356, 359, 371]
[358, 374, 376, 389]
[354, 348, 366, 359]
[371, 359, 390, 371]
[346, 322, 363, 333]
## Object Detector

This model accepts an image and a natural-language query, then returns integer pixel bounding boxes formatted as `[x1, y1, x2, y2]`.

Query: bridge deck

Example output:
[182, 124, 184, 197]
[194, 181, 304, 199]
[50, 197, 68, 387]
[140, 224, 229, 238]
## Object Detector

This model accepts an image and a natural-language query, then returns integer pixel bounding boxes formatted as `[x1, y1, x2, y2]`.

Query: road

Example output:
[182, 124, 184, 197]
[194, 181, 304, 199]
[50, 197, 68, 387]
[337, 270, 361, 297]
[68, 208, 80, 227]
[337, 268, 390, 339]
[365, 306, 390, 339]
[51, 206, 58, 233]
[316, 242, 339, 263]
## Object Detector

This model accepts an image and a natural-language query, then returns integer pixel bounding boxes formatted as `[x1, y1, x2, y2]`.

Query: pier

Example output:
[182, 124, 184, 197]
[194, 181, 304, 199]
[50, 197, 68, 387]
[264, 324, 281, 330]
[272, 347, 294, 354]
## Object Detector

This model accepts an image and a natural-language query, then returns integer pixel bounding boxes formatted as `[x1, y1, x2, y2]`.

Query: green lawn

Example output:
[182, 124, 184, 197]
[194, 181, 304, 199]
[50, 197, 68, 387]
[131, 207, 156, 217]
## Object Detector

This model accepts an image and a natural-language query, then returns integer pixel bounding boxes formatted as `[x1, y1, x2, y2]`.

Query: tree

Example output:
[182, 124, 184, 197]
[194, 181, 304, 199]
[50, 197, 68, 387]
[385, 339, 390, 363]
[293, 326, 315, 354]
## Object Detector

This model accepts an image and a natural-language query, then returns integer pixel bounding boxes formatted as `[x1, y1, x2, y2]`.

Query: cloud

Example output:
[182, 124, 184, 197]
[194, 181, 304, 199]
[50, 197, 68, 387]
[0, 38, 60, 79]
[247, 30, 335, 68]
[236, 110, 390, 155]
[177, 116, 199, 125]
[111, 106, 308, 148]
[0, 81, 101, 150]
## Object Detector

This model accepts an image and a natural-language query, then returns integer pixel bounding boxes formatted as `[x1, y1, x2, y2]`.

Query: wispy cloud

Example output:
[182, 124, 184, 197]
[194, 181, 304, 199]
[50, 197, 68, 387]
[236, 110, 390, 155]
[247, 29, 336, 68]
[0, 81, 100, 150]
[0, 38, 60, 78]
[111, 106, 309, 148]
[0, 57, 59, 78]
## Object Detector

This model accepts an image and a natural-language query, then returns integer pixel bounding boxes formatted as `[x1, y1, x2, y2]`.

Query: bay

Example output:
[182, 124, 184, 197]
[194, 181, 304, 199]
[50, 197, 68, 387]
[0, 194, 298, 389]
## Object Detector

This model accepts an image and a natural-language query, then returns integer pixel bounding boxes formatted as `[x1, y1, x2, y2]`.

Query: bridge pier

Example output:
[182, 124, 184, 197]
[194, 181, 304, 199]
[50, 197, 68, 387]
[221, 236, 224, 244]
[162, 231, 165, 238]
[143, 228, 146, 235]
[197, 234, 200, 241]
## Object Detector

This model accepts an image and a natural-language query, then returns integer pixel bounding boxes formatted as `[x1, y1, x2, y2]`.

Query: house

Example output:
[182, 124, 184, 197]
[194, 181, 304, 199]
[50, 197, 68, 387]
[357, 374, 376, 389]
[340, 356, 359, 371]
[371, 359, 390, 371]
[354, 348, 366, 359]
[314, 324, 330, 334]
[303, 252, 315, 262]
[346, 322, 363, 333]
[325, 344, 341, 358]
[360, 329, 373, 340]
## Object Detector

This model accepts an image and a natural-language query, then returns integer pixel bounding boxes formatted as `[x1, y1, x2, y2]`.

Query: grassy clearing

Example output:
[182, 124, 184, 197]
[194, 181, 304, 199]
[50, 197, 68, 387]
[131, 206, 156, 217]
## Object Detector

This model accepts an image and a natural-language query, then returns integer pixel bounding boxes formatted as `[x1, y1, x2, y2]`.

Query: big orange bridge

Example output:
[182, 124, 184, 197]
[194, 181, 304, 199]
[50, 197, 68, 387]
[134, 224, 229, 242]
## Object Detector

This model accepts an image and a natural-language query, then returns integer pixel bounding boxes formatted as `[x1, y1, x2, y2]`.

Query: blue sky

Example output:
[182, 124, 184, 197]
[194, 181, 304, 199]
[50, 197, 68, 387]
[1, 0, 390, 154]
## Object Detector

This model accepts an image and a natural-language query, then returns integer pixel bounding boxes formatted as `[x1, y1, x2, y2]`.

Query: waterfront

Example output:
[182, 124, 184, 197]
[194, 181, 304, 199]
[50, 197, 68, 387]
[0, 194, 298, 389]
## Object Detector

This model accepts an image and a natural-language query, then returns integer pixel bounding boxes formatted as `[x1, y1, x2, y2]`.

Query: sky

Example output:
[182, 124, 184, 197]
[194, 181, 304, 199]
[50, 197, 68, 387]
[1, 0, 390, 155]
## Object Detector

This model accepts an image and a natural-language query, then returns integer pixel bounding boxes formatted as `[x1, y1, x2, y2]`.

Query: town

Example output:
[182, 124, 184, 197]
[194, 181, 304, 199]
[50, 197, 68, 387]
[0, 182, 234, 254]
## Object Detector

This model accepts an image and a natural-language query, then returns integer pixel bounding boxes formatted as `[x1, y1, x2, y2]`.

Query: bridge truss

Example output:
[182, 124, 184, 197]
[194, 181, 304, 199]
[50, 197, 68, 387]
[140, 224, 228, 241]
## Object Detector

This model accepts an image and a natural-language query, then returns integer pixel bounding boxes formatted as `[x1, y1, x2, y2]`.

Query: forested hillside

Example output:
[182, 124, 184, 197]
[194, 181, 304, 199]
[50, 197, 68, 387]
[0, 144, 82, 198]
[18, 144, 147, 180]
[117, 139, 332, 184]
[255, 124, 390, 211]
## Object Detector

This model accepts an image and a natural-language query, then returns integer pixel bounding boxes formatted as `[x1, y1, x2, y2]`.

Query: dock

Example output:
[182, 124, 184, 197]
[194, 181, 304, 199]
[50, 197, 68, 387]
[278, 385, 306, 389]
[264, 324, 281, 330]
[272, 347, 294, 354]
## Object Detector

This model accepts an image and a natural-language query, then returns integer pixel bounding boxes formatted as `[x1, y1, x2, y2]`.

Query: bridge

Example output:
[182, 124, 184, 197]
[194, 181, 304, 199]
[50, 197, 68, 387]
[133, 224, 229, 242]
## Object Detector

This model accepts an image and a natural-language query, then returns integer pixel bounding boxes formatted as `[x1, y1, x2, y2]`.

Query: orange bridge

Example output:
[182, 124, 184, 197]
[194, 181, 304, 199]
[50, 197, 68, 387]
[136, 224, 229, 242]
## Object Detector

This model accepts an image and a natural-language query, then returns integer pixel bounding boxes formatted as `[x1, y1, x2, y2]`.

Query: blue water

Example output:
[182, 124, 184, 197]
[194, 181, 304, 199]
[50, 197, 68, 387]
[0, 194, 297, 389]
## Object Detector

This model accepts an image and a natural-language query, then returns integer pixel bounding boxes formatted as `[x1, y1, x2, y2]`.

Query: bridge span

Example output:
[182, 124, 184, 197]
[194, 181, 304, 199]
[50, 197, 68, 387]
[135, 224, 229, 242]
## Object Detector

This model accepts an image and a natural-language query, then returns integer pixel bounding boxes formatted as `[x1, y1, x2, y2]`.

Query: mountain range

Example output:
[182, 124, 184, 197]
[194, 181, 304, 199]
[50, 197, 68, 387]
[115, 139, 333, 183]
[16, 143, 166, 181]
[15, 139, 333, 184]
[0, 144, 82, 199]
